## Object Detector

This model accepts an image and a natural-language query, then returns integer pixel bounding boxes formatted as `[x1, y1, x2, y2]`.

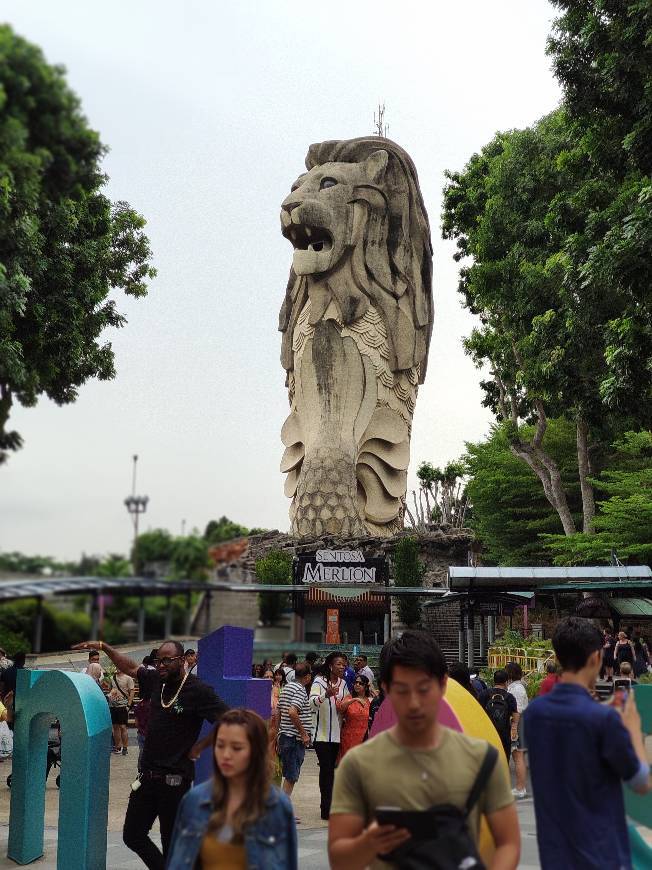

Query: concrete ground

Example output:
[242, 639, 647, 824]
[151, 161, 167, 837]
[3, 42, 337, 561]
[0, 732, 541, 868]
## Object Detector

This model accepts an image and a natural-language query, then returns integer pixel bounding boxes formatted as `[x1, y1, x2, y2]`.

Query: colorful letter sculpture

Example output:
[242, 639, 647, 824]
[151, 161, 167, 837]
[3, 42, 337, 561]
[8, 669, 111, 869]
[195, 625, 271, 782]
[626, 685, 652, 868]
[369, 677, 504, 865]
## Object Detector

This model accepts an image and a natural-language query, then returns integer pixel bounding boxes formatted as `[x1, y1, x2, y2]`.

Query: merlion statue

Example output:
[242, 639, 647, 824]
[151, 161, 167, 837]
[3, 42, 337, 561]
[279, 137, 433, 538]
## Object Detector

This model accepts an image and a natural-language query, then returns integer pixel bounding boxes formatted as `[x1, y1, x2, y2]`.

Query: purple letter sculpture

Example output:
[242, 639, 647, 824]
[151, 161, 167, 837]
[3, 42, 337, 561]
[195, 625, 271, 782]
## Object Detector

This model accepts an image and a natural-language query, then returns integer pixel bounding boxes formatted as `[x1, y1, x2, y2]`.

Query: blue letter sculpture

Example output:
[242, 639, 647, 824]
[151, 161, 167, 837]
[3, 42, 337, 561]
[195, 625, 271, 783]
[8, 669, 111, 869]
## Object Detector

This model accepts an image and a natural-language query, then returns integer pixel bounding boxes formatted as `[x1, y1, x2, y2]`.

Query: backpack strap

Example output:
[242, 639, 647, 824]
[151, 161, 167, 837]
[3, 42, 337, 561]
[464, 744, 499, 817]
[113, 675, 129, 701]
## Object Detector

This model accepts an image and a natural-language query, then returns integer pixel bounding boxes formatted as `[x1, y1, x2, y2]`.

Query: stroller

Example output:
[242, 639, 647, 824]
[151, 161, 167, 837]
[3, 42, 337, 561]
[7, 719, 61, 789]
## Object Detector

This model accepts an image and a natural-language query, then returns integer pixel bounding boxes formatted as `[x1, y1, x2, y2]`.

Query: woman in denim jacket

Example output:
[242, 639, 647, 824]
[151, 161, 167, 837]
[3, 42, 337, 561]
[167, 708, 297, 869]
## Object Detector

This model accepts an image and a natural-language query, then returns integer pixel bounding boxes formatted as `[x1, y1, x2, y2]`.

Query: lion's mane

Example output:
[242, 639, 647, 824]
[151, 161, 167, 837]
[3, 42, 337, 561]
[279, 136, 433, 385]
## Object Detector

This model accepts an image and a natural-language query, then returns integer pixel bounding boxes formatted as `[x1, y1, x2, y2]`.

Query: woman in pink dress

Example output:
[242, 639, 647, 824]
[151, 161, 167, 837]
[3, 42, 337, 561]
[339, 674, 372, 760]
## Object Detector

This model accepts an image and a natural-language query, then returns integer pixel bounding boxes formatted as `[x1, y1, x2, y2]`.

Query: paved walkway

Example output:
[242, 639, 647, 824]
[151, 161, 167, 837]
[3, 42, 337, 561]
[0, 738, 541, 868]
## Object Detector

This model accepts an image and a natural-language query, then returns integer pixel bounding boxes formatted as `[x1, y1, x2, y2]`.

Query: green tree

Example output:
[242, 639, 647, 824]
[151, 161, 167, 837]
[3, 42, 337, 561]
[133, 529, 175, 572]
[545, 431, 652, 565]
[0, 551, 73, 574]
[255, 549, 292, 626]
[464, 418, 582, 565]
[0, 26, 155, 462]
[170, 534, 211, 582]
[547, 1, 652, 417]
[442, 110, 630, 535]
[97, 553, 131, 577]
[393, 537, 423, 627]
[204, 516, 249, 545]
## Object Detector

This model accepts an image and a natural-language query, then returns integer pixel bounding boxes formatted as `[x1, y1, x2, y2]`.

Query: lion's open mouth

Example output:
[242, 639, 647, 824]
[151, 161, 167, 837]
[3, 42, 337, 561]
[283, 224, 333, 254]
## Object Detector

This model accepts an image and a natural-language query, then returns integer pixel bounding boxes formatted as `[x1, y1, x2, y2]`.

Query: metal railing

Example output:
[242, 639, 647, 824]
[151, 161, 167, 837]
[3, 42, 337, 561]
[487, 646, 554, 677]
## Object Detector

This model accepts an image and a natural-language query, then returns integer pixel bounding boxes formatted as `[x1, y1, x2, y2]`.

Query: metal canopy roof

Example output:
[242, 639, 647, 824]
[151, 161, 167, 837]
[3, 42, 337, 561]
[0, 576, 203, 602]
[0, 576, 451, 602]
[424, 590, 534, 608]
[449, 565, 652, 591]
[607, 598, 652, 618]
[545, 580, 652, 592]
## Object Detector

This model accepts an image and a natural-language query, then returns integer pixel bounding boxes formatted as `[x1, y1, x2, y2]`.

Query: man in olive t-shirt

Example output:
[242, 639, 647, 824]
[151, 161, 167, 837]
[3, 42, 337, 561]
[328, 631, 520, 870]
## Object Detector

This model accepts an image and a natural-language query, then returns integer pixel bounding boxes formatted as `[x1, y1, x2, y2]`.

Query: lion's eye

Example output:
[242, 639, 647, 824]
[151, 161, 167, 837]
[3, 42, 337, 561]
[320, 177, 337, 190]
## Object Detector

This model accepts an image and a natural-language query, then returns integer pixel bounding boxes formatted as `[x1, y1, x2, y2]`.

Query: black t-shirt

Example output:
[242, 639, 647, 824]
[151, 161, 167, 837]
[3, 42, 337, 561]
[137, 667, 228, 779]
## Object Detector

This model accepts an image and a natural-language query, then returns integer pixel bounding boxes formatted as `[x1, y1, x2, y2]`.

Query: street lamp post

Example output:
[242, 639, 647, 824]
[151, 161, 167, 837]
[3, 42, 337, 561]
[124, 454, 149, 571]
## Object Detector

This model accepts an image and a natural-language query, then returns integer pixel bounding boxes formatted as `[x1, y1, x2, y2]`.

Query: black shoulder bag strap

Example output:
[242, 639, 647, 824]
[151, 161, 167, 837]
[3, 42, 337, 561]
[113, 675, 129, 701]
[464, 744, 499, 817]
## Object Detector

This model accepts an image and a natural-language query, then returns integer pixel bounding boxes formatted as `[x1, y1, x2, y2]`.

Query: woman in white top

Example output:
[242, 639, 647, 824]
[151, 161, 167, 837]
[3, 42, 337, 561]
[506, 661, 529, 799]
[309, 652, 349, 819]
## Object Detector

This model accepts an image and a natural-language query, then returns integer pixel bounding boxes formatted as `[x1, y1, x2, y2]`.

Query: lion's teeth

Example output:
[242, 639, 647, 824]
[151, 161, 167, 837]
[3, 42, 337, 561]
[306, 227, 312, 238]
[290, 229, 297, 241]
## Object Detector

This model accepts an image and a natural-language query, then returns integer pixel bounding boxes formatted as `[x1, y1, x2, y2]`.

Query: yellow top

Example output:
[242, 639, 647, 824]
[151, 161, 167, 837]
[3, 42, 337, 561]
[199, 833, 247, 870]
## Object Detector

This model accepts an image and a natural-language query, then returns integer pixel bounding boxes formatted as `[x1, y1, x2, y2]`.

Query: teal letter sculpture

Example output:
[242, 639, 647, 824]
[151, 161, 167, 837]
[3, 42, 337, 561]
[626, 685, 652, 868]
[8, 669, 112, 869]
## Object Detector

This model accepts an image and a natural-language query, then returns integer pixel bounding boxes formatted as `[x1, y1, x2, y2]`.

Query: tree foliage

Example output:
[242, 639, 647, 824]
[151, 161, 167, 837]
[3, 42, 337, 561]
[464, 418, 582, 565]
[133, 528, 211, 581]
[547, 1, 652, 416]
[133, 529, 175, 567]
[545, 430, 652, 565]
[444, 4, 652, 534]
[0, 25, 155, 462]
[255, 549, 292, 626]
[204, 516, 250, 545]
[0, 551, 75, 575]
[442, 110, 619, 535]
[170, 534, 211, 582]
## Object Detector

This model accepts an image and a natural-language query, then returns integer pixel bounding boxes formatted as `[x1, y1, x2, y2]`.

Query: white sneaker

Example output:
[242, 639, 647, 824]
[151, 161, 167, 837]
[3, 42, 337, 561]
[511, 787, 527, 799]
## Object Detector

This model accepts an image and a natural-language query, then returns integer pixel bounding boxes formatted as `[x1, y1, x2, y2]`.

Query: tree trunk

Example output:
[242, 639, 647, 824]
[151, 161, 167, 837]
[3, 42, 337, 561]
[510, 442, 577, 534]
[423, 487, 433, 522]
[576, 417, 596, 533]
[493, 373, 577, 536]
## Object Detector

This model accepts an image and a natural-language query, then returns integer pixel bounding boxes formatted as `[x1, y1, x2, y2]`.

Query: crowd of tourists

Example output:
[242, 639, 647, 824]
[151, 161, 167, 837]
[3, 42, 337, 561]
[601, 627, 652, 680]
[3, 619, 650, 869]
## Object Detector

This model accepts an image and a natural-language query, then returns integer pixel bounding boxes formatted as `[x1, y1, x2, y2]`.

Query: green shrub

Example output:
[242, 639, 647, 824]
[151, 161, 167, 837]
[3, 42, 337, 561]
[0, 627, 30, 655]
[525, 671, 546, 699]
[394, 537, 423, 627]
[49, 611, 92, 649]
[256, 550, 292, 626]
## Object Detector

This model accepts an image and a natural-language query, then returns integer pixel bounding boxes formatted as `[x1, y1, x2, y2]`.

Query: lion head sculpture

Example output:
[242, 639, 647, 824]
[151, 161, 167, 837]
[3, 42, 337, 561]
[279, 136, 433, 383]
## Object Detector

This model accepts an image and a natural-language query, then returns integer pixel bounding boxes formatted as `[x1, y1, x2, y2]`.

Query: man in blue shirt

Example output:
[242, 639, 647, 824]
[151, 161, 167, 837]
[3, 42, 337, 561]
[525, 617, 651, 869]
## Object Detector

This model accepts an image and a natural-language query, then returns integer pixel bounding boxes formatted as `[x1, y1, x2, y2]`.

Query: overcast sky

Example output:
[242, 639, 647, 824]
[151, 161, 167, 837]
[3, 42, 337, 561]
[0, 1, 561, 562]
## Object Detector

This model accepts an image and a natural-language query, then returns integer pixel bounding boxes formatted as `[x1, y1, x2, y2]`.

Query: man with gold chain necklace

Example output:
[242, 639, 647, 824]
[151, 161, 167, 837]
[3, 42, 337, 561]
[73, 638, 228, 870]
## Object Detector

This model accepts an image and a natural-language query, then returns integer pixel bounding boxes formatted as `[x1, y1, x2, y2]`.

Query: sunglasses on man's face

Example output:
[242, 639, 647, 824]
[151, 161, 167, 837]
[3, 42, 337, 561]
[157, 655, 183, 667]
